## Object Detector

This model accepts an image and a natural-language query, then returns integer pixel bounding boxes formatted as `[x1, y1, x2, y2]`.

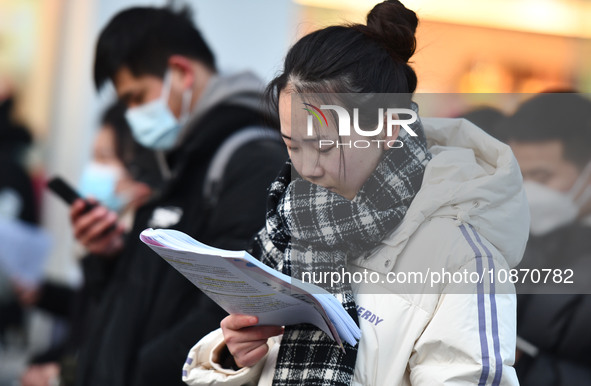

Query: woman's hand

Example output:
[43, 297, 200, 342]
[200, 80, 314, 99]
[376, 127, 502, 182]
[70, 198, 125, 257]
[220, 314, 284, 368]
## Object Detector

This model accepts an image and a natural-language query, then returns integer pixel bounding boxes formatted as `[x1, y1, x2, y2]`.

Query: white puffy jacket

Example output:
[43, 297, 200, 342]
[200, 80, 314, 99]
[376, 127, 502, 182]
[182, 118, 530, 386]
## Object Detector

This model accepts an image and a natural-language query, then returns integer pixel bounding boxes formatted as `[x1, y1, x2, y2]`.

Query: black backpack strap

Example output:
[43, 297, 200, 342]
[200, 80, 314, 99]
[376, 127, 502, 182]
[203, 127, 282, 208]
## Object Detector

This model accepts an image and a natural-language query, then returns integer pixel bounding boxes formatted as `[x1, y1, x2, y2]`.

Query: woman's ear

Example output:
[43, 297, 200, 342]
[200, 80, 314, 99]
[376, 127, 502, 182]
[383, 112, 401, 143]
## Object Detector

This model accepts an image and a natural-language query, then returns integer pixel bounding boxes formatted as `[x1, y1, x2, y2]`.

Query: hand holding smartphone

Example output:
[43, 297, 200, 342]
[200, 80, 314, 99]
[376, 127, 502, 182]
[46, 176, 122, 256]
[47, 176, 96, 212]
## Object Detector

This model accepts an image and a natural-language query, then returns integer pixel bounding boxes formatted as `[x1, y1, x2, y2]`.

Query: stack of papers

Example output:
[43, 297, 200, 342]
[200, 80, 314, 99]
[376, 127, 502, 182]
[140, 228, 361, 349]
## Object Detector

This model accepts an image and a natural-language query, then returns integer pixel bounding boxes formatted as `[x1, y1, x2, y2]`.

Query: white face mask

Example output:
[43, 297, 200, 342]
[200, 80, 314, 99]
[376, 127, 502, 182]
[124, 70, 193, 150]
[524, 162, 591, 236]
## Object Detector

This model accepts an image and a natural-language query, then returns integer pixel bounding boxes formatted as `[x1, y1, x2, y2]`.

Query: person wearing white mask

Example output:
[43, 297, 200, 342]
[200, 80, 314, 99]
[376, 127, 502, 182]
[502, 92, 591, 386]
[67, 6, 287, 386]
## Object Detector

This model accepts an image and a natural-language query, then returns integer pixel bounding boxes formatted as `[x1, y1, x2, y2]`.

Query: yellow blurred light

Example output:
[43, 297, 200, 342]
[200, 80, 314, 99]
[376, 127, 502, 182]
[293, 0, 591, 38]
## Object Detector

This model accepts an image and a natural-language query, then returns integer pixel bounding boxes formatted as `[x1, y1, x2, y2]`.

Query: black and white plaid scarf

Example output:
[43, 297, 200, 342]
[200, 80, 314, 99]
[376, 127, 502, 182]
[251, 119, 430, 385]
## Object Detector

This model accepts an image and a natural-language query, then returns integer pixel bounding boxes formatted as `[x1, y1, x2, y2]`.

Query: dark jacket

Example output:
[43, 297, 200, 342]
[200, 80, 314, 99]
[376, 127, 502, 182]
[0, 99, 37, 340]
[0, 96, 37, 224]
[74, 93, 287, 386]
[515, 222, 591, 386]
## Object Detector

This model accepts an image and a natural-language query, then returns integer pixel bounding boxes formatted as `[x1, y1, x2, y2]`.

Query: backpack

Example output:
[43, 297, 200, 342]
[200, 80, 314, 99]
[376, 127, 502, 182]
[203, 126, 282, 209]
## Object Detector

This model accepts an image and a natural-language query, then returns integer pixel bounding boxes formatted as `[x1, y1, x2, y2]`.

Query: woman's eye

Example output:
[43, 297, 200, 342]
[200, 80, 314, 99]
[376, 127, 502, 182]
[289, 146, 300, 152]
[318, 145, 334, 154]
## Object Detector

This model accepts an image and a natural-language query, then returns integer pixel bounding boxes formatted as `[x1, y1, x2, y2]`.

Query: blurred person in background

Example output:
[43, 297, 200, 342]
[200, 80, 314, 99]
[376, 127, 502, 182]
[0, 80, 37, 224]
[18, 101, 159, 386]
[460, 106, 507, 142]
[500, 92, 591, 385]
[68, 6, 286, 386]
[77, 101, 156, 223]
[0, 78, 38, 350]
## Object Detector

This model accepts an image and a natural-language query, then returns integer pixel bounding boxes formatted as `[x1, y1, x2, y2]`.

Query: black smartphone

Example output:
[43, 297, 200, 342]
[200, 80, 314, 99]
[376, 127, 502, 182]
[47, 176, 118, 234]
[46, 176, 97, 213]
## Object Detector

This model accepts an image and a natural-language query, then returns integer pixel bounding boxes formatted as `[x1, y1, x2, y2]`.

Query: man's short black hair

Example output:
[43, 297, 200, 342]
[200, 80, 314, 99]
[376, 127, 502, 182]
[499, 93, 591, 169]
[94, 6, 216, 90]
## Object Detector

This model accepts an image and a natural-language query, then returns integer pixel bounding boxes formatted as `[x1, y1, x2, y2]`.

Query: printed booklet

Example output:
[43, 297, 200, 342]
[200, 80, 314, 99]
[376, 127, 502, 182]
[140, 228, 360, 349]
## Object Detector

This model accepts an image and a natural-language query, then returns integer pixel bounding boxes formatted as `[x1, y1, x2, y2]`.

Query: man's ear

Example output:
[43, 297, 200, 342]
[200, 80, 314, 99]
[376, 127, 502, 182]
[168, 55, 194, 89]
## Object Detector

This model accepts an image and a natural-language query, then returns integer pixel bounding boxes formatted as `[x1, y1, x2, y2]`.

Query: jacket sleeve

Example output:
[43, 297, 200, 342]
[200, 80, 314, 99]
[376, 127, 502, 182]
[408, 263, 520, 385]
[34, 281, 76, 317]
[182, 328, 277, 386]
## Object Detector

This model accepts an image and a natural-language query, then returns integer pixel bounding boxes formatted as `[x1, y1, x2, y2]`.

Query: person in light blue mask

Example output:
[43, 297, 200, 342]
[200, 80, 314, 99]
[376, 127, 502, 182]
[79, 102, 154, 216]
[18, 101, 157, 386]
[79, 156, 126, 213]
[501, 92, 591, 386]
[67, 6, 286, 386]
[123, 69, 192, 151]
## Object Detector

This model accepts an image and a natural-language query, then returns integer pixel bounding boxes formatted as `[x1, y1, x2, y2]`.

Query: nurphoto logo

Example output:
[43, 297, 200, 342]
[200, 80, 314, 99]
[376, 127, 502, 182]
[303, 103, 418, 149]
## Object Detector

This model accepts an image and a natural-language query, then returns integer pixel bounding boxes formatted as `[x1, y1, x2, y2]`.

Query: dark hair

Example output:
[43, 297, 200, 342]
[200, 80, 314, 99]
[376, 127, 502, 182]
[266, 1, 420, 176]
[94, 6, 215, 90]
[100, 101, 163, 188]
[499, 93, 591, 168]
[266, 0, 418, 110]
[101, 101, 133, 165]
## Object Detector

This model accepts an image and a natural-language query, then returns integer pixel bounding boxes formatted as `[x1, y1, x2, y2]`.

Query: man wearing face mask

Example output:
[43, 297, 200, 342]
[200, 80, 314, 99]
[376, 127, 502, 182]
[69, 7, 286, 386]
[501, 92, 591, 386]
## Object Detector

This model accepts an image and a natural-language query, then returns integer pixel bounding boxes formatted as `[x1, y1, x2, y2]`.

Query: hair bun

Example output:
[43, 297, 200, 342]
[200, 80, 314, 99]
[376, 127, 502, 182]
[365, 0, 418, 62]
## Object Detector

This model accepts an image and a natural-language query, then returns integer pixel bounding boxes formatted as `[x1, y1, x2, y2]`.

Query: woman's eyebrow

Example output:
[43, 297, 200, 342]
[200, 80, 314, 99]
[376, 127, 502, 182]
[281, 132, 292, 140]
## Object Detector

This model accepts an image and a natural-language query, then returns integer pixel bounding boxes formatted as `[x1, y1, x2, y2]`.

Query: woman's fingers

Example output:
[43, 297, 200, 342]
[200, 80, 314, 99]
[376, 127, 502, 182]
[224, 325, 284, 346]
[234, 340, 270, 368]
[72, 205, 111, 241]
[221, 314, 284, 368]
[221, 314, 258, 330]
[222, 315, 283, 343]
[70, 198, 124, 256]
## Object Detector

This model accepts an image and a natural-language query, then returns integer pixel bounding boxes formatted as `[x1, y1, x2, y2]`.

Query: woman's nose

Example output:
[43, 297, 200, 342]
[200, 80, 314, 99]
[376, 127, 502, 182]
[299, 154, 324, 180]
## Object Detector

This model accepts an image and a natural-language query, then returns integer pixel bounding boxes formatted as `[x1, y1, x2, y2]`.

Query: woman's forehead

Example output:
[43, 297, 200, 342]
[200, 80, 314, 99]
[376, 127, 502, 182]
[281, 95, 338, 136]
